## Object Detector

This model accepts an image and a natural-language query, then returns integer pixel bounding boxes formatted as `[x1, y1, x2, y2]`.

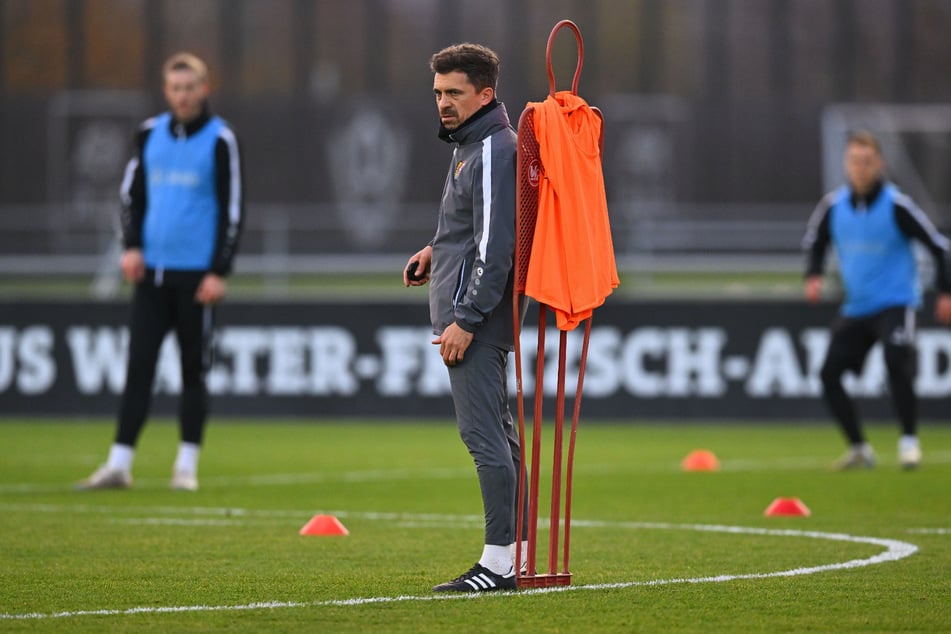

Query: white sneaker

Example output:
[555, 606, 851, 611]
[833, 445, 876, 471]
[78, 465, 132, 490]
[898, 439, 922, 470]
[171, 470, 198, 491]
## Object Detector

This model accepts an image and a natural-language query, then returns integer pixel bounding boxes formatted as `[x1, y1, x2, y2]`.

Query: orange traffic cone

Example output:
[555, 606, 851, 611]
[681, 449, 720, 472]
[764, 497, 811, 517]
[300, 514, 349, 536]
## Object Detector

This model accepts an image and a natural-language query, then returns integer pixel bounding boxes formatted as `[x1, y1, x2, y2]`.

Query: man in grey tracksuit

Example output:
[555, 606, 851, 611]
[404, 43, 524, 593]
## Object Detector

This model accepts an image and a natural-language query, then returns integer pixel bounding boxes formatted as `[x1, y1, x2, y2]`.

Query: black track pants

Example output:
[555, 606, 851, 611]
[448, 341, 529, 546]
[115, 270, 214, 448]
[819, 306, 917, 444]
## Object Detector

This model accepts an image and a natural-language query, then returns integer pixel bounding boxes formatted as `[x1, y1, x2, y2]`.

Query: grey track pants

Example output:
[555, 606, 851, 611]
[447, 340, 527, 546]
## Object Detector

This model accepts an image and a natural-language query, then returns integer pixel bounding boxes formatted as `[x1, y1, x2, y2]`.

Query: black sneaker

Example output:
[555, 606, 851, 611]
[432, 563, 517, 593]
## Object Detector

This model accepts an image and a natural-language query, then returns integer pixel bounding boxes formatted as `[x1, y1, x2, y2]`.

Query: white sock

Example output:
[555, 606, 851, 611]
[479, 544, 513, 575]
[106, 443, 134, 472]
[899, 435, 919, 451]
[174, 442, 200, 475]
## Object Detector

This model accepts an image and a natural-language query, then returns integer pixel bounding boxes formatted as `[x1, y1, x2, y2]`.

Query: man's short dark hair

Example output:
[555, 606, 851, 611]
[430, 43, 501, 92]
[847, 130, 882, 156]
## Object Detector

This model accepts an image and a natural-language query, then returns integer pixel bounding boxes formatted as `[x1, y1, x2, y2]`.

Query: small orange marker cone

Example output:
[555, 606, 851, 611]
[299, 514, 349, 536]
[681, 449, 720, 472]
[764, 497, 811, 517]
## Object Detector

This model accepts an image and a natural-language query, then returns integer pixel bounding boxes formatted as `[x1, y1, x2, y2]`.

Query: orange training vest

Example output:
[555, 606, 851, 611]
[524, 91, 619, 331]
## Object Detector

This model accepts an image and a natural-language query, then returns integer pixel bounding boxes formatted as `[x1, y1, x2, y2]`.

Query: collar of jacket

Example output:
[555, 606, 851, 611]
[849, 179, 884, 209]
[438, 99, 508, 144]
[168, 102, 212, 138]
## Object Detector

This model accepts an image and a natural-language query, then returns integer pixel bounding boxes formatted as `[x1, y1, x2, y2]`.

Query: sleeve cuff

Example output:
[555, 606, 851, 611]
[454, 318, 478, 334]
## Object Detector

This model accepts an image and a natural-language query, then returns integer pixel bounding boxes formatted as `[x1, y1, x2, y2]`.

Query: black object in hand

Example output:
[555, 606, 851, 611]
[406, 261, 425, 282]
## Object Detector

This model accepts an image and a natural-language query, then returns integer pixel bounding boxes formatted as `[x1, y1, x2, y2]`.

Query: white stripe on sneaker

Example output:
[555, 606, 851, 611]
[466, 574, 494, 590]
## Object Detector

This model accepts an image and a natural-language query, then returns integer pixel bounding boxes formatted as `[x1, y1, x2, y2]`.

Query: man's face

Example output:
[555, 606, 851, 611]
[844, 142, 884, 195]
[163, 68, 209, 123]
[433, 71, 493, 131]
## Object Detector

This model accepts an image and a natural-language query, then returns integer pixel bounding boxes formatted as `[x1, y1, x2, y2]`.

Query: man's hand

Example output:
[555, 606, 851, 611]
[432, 321, 473, 367]
[120, 248, 146, 283]
[195, 273, 227, 305]
[404, 246, 433, 287]
[936, 293, 951, 325]
[804, 275, 822, 304]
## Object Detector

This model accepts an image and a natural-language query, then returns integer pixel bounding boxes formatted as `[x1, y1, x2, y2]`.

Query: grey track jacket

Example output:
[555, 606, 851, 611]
[429, 100, 518, 350]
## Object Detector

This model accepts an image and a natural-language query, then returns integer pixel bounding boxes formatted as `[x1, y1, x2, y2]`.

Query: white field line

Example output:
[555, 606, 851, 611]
[906, 527, 951, 535]
[109, 516, 945, 537]
[0, 467, 473, 494]
[0, 502, 485, 524]
[110, 517, 277, 527]
[0, 513, 919, 622]
[4, 502, 951, 536]
[721, 449, 951, 472]
[4, 450, 951, 494]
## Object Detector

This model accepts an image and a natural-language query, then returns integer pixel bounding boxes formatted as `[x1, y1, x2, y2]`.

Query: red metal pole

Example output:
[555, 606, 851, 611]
[548, 329, 567, 574]
[563, 317, 592, 573]
[527, 307, 546, 576]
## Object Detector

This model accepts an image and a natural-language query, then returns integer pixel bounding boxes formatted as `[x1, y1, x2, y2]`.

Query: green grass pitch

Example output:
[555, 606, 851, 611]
[2, 419, 950, 632]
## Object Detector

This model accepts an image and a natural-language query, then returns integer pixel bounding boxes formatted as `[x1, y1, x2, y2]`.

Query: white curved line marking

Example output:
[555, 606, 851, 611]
[0, 522, 917, 621]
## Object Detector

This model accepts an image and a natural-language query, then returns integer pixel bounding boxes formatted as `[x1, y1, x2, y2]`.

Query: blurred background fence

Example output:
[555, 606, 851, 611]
[3, 0, 951, 295]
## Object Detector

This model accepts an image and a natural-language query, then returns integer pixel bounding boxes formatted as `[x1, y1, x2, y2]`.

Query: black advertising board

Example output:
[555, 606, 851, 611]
[2, 300, 949, 421]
